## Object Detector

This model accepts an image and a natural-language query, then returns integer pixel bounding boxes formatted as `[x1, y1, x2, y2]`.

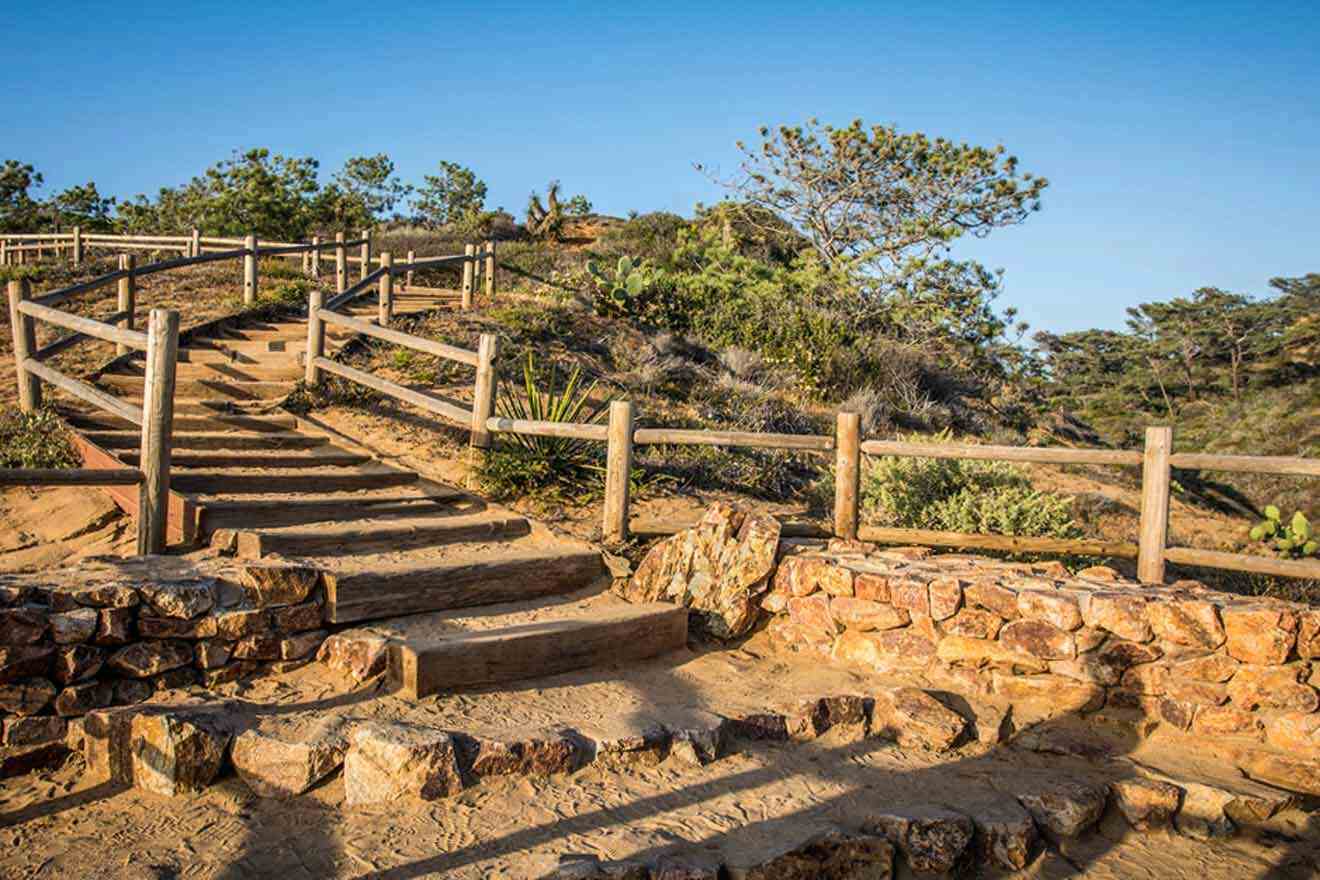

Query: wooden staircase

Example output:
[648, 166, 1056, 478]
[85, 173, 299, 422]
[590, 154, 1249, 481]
[55, 293, 644, 680]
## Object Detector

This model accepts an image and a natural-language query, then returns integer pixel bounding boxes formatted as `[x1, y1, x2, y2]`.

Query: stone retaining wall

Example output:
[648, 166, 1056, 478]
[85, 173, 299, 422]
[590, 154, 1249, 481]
[762, 538, 1320, 791]
[0, 559, 328, 759]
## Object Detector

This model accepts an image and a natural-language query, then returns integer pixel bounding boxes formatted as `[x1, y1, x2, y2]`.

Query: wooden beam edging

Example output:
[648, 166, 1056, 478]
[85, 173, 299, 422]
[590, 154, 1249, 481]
[485, 417, 609, 442]
[394, 254, 468, 270]
[18, 299, 149, 349]
[316, 308, 479, 366]
[632, 518, 830, 539]
[30, 308, 133, 362]
[32, 267, 132, 307]
[860, 439, 1142, 468]
[1164, 546, 1320, 581]
[23, 358, 143, 425]
[1167, 452, 1320, 477]
[856, 525, 1141, 559]
[0, 468, 142, 486]
[324, 266, 387, 311]
[67, 433, 197, 547]
[633, 428, 833, 451]
[312, 356, 472, 426]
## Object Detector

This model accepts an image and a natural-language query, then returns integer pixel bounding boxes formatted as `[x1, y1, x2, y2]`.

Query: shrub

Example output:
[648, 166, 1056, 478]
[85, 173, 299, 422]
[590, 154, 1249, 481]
[1250, 506, 1318, 558]
[0, 407, 79, 469]
[862, 431, 1079, 538]
[839, 387, 892, 437]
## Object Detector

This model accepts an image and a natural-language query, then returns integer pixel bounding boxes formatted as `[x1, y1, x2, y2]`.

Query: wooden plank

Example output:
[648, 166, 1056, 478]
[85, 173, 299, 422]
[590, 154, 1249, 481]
[119, 449, 369, 470]
[0, 468, 142, 486]
[196, 491, 463, 533]
[68, 433, 196, 546]
[486, 417, 609, 442]
[63, 410, 297, 433]
[856, 525, 1139, 558]
[18, 299, 149, 349]
[97, 374, 291, 399]
[316, 308, 479, 366]
[235, 512, 530, 558]
[833, 412, 860, 540]
[171, 468, 418, 495]
[630, 518, 829, 539]
[1164, 546, 1320, 581]
[1137, 426, 1173, 583]
[1168, 452, 1320, 477]
[633, 428, 833, 451]
[325, 548, 604, 624]
[24, 359, 142, 425]
[860, 439, 1141, 468]
[31, 269, 129, 307]
[390, 602, 688, 698]
[83, 431, 327, 451]
[314, 357, 471, 426]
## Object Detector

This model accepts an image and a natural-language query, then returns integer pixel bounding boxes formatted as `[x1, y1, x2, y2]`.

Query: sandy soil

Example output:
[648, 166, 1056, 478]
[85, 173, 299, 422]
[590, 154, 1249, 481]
[0, 486, 135, 572]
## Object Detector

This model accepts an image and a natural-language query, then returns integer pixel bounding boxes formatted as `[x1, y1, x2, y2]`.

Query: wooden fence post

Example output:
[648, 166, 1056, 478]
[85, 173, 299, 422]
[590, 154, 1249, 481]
[834, 411, 861, 540]
[378, 252, 394, 326]
[190, 227, 201, 258]
[335, 233, 347, 294]
[137, 308, 180, 556]
[461, 243, 475, 309]
[0, 239, 7, 266]
[1137, 425, 1173, 584]
[360, 228, 371, 281]
[470, 333, 499, 449]
[603, 400, 634, 543]
[310, 235, 321, 278]
[305, 288, 325, 386]
[71, 226, 82, 265]
[116, 253, 136, 356]
[484, 239, 496, 299]
[243, 234, 258, 305]
[406, 250, 415, 289]
[7, 279, 41, 412]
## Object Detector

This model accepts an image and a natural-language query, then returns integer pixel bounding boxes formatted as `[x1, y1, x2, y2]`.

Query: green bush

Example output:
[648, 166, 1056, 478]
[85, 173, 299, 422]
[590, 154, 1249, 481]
[862, 431, 1079, 538]
[0, 407, 79, 469]
[1250, 505, 1318, 558]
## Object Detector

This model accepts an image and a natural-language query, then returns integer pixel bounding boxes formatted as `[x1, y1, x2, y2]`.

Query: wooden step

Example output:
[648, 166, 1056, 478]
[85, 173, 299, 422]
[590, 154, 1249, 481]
[218, 326, 353, 342]
[64, 410, 297, 433]
[389, 602, 688, 698]
[83, 431, 328, 451]
[196, 489, 464, 531]
[117, 361, 304, 381]
[172, 467, 417, 495]
[98, 374, 291, 399]
[234, 512, 530, 558]
[325, 547, 605, 623]
[119, 448, 369, 469]
[113, 398, 286, 414]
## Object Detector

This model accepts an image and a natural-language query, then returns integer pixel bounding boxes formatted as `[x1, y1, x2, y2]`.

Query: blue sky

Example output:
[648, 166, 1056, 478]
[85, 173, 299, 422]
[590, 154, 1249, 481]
[6, 1, 1317, 334]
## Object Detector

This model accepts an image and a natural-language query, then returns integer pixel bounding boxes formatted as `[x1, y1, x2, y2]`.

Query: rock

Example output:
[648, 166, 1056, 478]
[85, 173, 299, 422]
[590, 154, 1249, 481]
[317, 630, 389, 682]
[725, 712, 789, 742]
[829, 597, 909, 632]
[137, 615, 219, 639]
[1076, 565, 1120, 581]
[992, 674, 1105, 715]
[870, 687, 968, 751]
[2, 715, 67, 747]
[138, 578, 216, 620]
[232, 718, 349, 798]
[890, 579, 930, 616]
[772, 556, 829, 599]
[1298, 610, 1320, 659]
[194, 640, 232, 670]
[1233, 750, 1320, 797]
[201, 661, 258, 688]
[0, 678, 57, 715]
[214, 608, 270, 640]
[534, 854, 650, 879]
[344, 721, 463, 805]
[108, 641, 193, 678]
[1227, 665, 1318, 712]
[999, 620, 1076, 660]
[1221, 606, 1298, 665]
[53, 680, 114, 716]
[1264, 711, 1320, 753]
[812, 564, 855, 598]
[464, 728, 587, 777]
[0, 581, 31, 606]
[52, 644, 105, 685]
[115, 679, 154, 705]
[238, 563, 320, 608]
[652, 852, 723, 880]
[153, 666, 199, 692]
[1148, 601, 1226, 649]
[767, 617, 833, 659]
[964, 798, 1037, 871]
[873, 630, 937, 667]
[0, 607, 48, 644]
[69, 582, 139, 608]
[130, 709, 231, 796]
[1083, 592, 1152, 642]
[935, 635, 1047, 673]
[832, 630, 934, 675]
[781, 694, 867, 742]
[1017, 590, 1082, 630]
[1157, 697, 1199, 731]
[84, 707, 138, 784]
[49, 608, 98, 644]
[588, 720, 671, 769]
[927, 578, 963, 621]
[1110, 778, 1183, 830]
[867, 805, 973, 874]
[1164, 678, 1229, 706]
[272, 601, 323, 632]
[939, 608, 1002, 639]
[1073, 626, 1107, 653]
[964, 581, 1019, 619]
[94, 607, 134, 646]
[1120, 662, 1169, 695]
[624, 502, 780, 638]
[1172, 652, 1239, 682]
[0, 645, 53, 683]
[666, 711, 729, 765]
[0, 742, 69, 778]
[788, 594, 837, 639]
[280, 629, 327, 660]
[232, 633, 282, 660]
[731, 828, 894, 880]
[1014, 779, 1107, 838]
[1174, 783, 1242, 839]
[852, 572, 891, 603]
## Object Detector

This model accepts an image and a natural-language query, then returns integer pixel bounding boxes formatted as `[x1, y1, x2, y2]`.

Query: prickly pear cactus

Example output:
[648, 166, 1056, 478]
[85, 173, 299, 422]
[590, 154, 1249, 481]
[1250, 505, 1318, 557]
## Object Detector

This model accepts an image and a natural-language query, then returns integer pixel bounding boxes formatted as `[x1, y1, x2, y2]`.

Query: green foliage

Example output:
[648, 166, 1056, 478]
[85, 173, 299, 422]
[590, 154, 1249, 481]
[0, 407, 79, 469]
[413, 161, 487, 230]
[586, 255, 655, 319]
[316, 154, 412, 228]
[861, 431, 1079, 538]
[1250, 506, 1318, 558]
[476, 354, 610, 500]
[0, 160, 44, 232]
[564, 194, 593, 217]
[526, 181, 565, 240]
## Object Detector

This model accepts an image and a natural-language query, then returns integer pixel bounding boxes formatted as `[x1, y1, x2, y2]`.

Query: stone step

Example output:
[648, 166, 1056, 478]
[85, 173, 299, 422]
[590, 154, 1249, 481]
[172, 466, 418, 495]
[196, 489, 465, 532]
[83, 431, 329, 451]
[233, 512, 531, 559]
[389, 602, 688, 698]
[119, 448, 370, 470]
[324, 547, 605, 624]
